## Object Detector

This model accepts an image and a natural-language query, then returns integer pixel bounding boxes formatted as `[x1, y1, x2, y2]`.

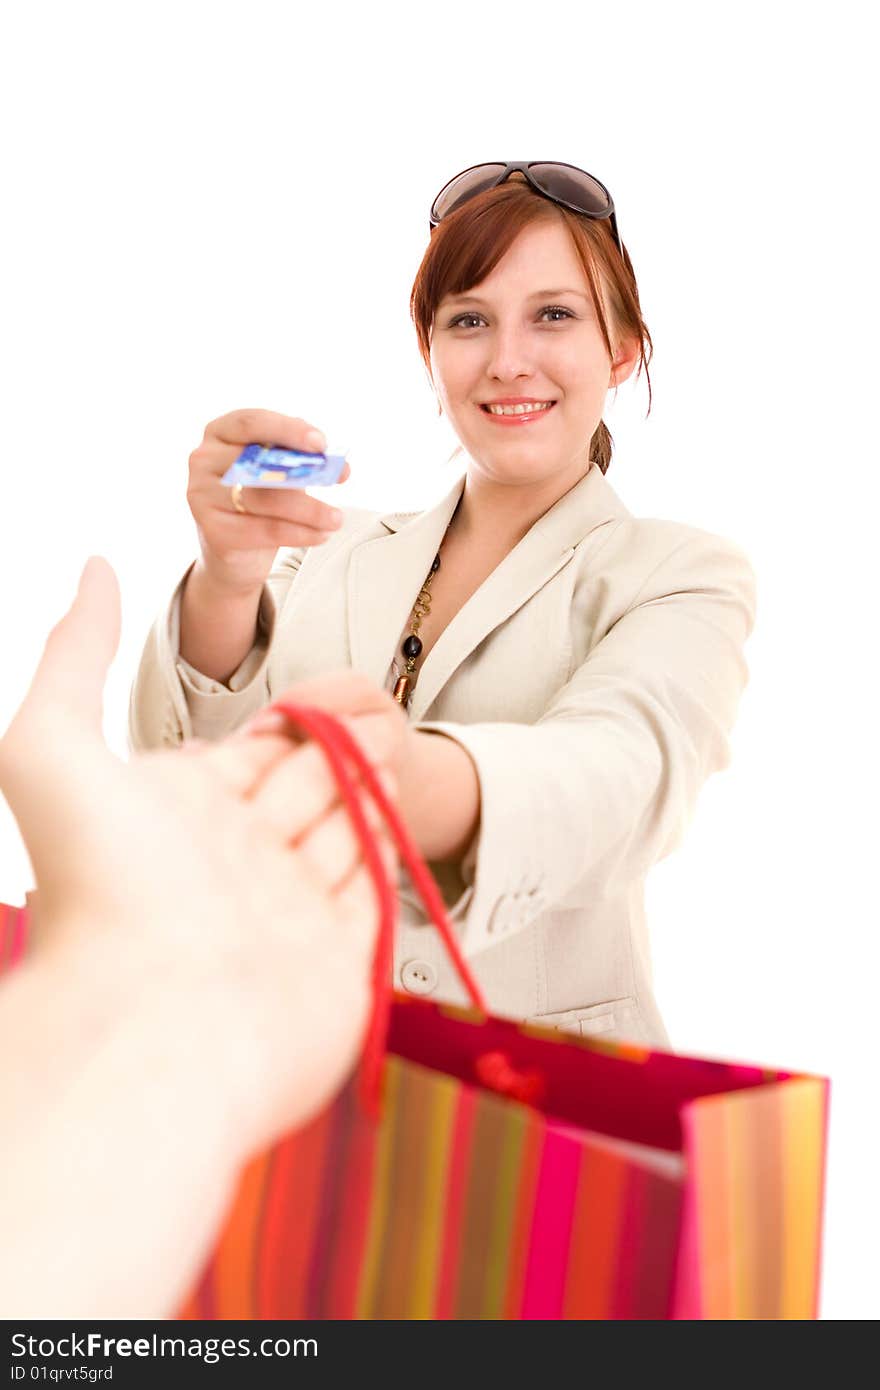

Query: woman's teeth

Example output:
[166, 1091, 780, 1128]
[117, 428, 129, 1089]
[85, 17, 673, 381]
[484, 401, 554, 416]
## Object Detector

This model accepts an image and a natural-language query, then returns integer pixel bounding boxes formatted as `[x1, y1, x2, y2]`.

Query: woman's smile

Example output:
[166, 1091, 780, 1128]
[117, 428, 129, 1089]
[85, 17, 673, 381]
[479, 397, 558, 425]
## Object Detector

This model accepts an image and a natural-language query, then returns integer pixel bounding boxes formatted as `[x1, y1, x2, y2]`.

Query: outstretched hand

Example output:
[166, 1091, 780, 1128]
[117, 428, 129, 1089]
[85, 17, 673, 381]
[0, 557, 398, 1150]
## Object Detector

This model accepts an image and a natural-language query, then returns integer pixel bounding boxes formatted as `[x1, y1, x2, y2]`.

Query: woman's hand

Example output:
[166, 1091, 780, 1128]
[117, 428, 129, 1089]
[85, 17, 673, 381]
[187, 407, 352, 598]
[252, 669, 415, 780]
[253, 670, 482, 865]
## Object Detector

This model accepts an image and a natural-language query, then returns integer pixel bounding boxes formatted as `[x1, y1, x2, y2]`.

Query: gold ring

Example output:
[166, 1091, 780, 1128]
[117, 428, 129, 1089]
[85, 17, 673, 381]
[230, 483, 248, 515]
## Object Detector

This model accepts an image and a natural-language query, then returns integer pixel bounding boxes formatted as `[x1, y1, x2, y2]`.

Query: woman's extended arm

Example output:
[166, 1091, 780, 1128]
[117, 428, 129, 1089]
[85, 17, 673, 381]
[414, 532, 757, 953]
[245, 531, 754, 944]
[177, 559, 266, 684]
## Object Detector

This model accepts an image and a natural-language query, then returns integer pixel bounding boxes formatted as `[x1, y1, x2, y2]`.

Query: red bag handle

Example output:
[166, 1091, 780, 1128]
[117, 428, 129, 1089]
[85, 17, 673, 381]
[269, 702, 488, 1115]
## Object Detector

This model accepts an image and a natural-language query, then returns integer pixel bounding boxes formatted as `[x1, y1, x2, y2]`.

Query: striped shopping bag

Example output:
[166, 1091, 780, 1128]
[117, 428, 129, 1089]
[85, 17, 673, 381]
[179, 704, 830, 1321]
[0, 706, 829, 1320]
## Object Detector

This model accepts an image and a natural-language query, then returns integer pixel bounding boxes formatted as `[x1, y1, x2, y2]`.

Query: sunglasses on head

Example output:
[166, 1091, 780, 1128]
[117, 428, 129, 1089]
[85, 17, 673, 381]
[429, 161, 623, 256]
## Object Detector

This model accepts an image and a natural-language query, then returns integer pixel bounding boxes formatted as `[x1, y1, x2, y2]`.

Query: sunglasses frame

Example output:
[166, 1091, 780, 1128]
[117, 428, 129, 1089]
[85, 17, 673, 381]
[429, 161, 623, 256]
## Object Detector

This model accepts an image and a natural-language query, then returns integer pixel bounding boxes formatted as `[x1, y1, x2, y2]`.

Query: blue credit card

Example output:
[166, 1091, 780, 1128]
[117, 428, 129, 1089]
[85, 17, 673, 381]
[221, 445, 347, 489]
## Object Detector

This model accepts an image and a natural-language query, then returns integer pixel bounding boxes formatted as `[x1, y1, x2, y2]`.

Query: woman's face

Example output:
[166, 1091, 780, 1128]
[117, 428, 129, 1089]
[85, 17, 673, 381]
[429, 218, 635, 490]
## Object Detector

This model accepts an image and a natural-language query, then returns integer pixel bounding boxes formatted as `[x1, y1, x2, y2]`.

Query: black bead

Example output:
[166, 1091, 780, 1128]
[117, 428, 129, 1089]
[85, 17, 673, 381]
[431, 554, 441, 572]
[403, 634, 423, 659]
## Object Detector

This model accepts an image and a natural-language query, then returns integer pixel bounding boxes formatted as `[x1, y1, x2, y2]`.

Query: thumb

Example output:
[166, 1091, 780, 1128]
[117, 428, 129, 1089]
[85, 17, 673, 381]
[20, 556, 121, 734]
[0, 557, 122, 873]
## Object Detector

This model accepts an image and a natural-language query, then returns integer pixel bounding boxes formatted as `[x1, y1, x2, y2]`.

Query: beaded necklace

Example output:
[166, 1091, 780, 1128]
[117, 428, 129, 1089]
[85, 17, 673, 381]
[392, 550, 441, 707]
[392, 500, 461, 708]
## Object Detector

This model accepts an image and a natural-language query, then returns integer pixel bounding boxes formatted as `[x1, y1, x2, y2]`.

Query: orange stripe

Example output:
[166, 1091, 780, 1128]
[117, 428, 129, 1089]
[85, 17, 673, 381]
[780, 1078, 828, 1318]
[689, 1080, 827, 1320]
[725, 1096, 756, 1317]
[563, 1142, 630, 1318]
[741, 1085, 785, 1317]
[176, 1291, 200, 1320]
[207, 1149, 272, 1317]
[689, 1097, 735, 1318]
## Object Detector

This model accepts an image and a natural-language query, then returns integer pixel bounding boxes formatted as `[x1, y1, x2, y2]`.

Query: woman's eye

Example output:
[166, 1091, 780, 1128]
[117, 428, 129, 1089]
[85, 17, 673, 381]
[447, 307, 573, 329]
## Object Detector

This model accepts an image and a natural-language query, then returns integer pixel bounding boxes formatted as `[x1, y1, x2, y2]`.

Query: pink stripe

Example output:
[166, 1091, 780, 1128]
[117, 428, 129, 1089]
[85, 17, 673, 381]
[9, 909, 27, 966]
[670, 1154, 702, 1318]
[519, 1127, 582, 1319]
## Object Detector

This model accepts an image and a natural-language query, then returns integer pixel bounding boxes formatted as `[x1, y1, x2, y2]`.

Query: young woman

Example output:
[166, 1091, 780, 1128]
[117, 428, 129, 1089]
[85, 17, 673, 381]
[130, 162, 756, 1048]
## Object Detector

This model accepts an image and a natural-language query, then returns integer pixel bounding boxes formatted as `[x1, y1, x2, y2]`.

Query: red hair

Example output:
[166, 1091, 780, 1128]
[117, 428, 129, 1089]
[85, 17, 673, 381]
[410, 180, 653, 473]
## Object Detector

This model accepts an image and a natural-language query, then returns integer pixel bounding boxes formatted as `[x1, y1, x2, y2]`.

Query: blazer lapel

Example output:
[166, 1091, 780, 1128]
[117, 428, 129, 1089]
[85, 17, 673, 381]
[408, 464, 630, 720]
[346, 474, 466, 687]
[347, 462, 629, 709]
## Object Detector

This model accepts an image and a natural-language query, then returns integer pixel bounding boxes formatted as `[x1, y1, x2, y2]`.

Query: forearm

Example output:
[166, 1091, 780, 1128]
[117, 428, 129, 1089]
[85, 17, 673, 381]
[399, 731, 481, 864]
[0, 931, 242, 1318]
[178, 560, 265, 684]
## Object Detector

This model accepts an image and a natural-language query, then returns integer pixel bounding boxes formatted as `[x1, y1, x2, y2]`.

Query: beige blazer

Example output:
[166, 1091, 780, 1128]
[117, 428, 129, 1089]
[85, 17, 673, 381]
[130, 464, 756, 1048]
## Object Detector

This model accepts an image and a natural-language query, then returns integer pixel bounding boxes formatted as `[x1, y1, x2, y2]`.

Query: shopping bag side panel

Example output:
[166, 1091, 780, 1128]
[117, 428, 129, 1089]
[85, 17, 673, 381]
[675, 1077, 828, 1319]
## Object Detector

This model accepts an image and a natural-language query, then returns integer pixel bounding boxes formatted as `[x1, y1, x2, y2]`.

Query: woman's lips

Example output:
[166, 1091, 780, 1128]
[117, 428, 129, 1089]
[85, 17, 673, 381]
[478, 401, 557, 426]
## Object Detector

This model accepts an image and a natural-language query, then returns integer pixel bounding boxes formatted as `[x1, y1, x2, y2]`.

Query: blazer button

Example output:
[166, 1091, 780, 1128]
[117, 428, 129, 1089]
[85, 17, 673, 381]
[400, 960, 438, 996]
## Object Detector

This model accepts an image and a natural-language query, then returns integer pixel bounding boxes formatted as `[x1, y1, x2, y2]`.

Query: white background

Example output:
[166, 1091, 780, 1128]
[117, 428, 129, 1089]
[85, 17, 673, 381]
[0, 1, 876, 1319]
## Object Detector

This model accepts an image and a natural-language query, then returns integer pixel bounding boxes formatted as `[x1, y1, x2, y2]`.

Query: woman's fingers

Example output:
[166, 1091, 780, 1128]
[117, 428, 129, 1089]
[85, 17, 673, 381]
[319, 711, 402, 769]
[185, 411, 348, 583]
[205, 509, 335, 554]
[213, 485, 343, 532]
[204, 409, 327, 456]
[196, 708, 401, 900]
[249, 711, 402, 783]
[199, 700, 399, 806]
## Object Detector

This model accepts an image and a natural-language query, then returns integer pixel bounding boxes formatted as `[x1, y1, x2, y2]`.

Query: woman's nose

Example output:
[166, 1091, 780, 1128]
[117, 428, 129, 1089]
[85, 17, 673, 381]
[484, 326, 534, 383]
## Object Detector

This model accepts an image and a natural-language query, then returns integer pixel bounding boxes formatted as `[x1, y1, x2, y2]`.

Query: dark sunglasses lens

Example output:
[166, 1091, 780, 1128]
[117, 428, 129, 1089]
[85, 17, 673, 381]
[529, 163, 611, 216]
[431, 163, 509, 221]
